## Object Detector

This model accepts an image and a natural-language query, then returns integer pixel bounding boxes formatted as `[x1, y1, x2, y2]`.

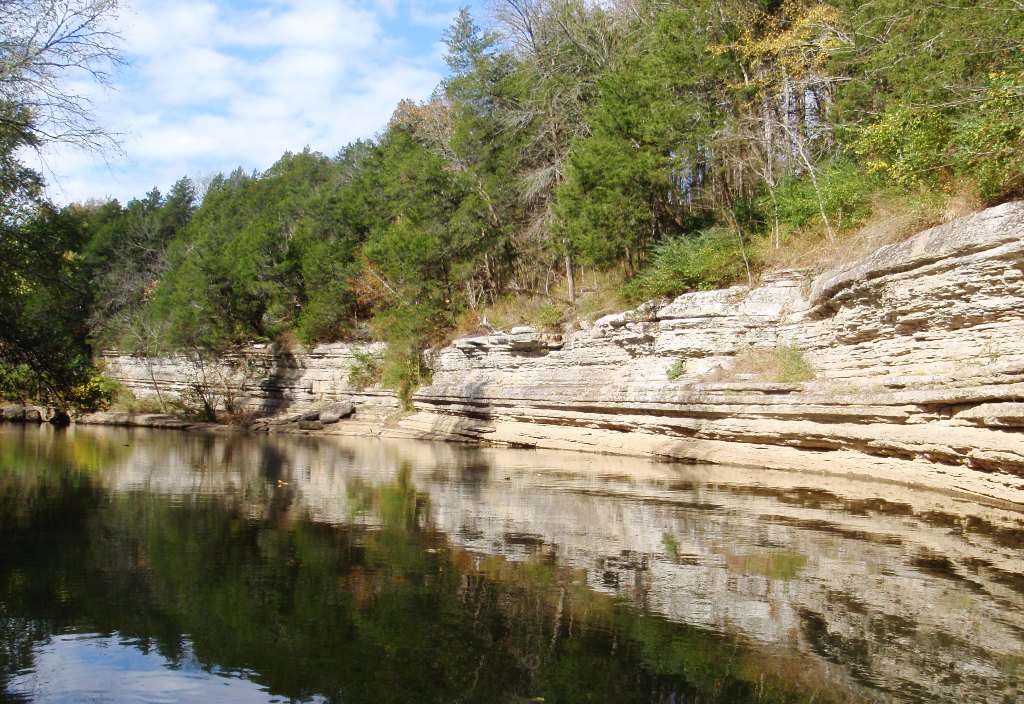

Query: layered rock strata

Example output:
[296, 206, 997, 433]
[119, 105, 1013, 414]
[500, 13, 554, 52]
[101, 202, 1024, 504]
[99, 342, 398, 417]
[402, 202, 1024, 504]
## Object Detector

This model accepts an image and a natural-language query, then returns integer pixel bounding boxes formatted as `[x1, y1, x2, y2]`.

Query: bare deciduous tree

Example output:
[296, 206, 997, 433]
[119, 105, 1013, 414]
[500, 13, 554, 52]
[490, 0, 622, 302]
[0, 0, 124, 151]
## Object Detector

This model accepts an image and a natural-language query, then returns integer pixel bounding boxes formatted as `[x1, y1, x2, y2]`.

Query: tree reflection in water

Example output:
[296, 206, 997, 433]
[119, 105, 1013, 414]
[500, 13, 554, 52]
[1, 426, 1022, 703]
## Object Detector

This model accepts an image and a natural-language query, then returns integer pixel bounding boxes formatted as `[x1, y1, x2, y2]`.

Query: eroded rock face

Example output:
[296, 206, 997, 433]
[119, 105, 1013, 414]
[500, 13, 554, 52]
[402, 202, 1024, 504]
[100, 202, 1024, 504]
[1, 405, 69, 425]
[319, 400, 354, 424]
[100, 343, 397, 418]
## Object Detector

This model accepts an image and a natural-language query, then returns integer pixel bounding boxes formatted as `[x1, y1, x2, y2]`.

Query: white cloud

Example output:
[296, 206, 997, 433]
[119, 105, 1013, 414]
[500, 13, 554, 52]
[40, 0, 474, 204]
[409, 1, 461, 30]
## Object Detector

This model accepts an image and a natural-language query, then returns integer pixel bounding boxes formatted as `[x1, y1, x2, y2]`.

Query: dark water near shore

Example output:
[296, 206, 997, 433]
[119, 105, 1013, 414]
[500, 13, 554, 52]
[1, 426, 1022, 703]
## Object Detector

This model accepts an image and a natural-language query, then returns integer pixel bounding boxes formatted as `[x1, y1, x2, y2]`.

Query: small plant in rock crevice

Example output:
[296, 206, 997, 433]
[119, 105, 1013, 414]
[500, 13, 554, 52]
[666, 358, 687, 381]
[709, 343, 816, 383]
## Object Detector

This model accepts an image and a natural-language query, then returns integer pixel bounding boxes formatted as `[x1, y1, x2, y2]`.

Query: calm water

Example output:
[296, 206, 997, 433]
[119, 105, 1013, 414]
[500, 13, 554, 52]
[1, 426, 1022, 703]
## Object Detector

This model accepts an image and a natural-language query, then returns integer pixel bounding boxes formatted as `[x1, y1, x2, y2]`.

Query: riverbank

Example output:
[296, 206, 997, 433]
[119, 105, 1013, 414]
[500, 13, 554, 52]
[96, 202, 1024, 505]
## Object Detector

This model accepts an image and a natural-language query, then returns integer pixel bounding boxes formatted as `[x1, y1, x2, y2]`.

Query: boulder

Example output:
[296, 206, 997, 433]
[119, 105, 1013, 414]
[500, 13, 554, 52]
[46, 409, 71, 426]
[2, 407, 26, 422]
[319, 400, 355, 424]
[298, 420, 323, 431]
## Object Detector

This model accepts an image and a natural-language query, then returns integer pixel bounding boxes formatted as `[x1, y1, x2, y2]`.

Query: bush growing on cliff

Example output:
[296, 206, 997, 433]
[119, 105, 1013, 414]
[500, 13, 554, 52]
[714, 344, 816, 384]
[623, 228, 749, 304]
[666, 358, 687, 381]
[347, 349, 383, 391]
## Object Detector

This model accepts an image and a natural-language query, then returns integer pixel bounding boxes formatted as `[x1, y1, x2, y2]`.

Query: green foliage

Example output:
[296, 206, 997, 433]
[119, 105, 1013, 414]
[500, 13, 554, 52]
[65, 372, 120, 412]
[532, 304, 564, 333]
[150, 150, 342, 350]
[666, 358, 686, 382]
[0, 199, 96, 407]
[369, 303, 442, 409]
[851, 107, 952, 188]
[380, 345, 423, 410]
[555, 1, 737, 271]
[81, 179, 196, 349]
[0, 363, 39, 403]
[623, 228, 747, 304]
[954, 65, 1024, 200]
[347, 348, 383, 391]
[721, 344, 816, 383]
[0, 362, 114, 413]
[835, 1, 1024, 201]
[773, 159, 876, 230]
[773, 344, 816, 382]
[0, 110, 92, 407]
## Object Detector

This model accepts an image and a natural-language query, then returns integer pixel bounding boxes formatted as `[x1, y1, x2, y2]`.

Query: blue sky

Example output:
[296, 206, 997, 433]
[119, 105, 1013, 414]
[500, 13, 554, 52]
[39, 0, 482, 204]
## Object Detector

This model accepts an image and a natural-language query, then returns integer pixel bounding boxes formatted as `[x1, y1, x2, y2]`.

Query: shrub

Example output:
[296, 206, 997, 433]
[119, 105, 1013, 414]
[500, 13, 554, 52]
[771, 158, 879, 233]
[713, 343, 815, 383]
[623, 227, 747, 304]
[666, 358, 686, 381]
[533, 303, 564, 332]
[953, 65, 1024, 201]
[380, 345, 427, 410]
[347, 348, 383, 390]
[851, 106, 952, 188]
[1, 362, 118, 412]
[0, 362, 38, 403]
[771, 344, 816, 382]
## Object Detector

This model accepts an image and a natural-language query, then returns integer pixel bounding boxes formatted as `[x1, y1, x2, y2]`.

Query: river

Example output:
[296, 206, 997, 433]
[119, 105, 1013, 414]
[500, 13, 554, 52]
[0, 425, 1022, 703]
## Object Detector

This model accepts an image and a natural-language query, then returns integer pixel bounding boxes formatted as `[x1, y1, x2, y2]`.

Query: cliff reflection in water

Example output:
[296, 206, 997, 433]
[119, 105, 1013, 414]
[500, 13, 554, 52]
[1, 426, 1023, 703]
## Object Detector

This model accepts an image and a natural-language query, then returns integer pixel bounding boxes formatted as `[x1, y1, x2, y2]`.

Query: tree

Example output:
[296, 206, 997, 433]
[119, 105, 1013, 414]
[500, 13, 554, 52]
[440, 9, 523, 305]
[0, 0, 123, 406]
[0, 203, 95, 405]
[82, 178, 196, 348]
[555, 0, 739, 272]
[493, 0, 622, 302]
[1, 0, 124, 150]
[707, 1, 847, 244]
[837, 0, 1024, 200]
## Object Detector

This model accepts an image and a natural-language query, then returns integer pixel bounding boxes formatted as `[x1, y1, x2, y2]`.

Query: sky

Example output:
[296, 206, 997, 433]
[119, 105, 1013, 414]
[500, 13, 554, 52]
[37, 0, 481, 205]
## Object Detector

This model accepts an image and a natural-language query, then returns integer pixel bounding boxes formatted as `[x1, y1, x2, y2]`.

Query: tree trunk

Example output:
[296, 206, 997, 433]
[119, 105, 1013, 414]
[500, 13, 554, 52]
[564, 254, 576, 304]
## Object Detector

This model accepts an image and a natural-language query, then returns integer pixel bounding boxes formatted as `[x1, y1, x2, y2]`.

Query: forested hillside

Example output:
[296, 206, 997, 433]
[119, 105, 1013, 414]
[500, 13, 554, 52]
[2, 0, 1022, 408]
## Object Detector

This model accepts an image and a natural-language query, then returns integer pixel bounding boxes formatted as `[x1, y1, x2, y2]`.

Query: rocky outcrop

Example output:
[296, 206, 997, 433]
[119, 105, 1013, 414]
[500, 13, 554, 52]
[0, 404, 70, 425]
[101, 203, 1024, 504]
[99, 342, 399, 418]
[396, 202, 1024, 504]
[74, 411, 237, 432]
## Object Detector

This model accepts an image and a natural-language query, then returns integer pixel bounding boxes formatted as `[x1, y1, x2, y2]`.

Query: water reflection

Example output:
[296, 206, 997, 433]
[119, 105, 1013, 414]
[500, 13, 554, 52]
[1, 425, 1023, 703]
[4, 634, 292, 704]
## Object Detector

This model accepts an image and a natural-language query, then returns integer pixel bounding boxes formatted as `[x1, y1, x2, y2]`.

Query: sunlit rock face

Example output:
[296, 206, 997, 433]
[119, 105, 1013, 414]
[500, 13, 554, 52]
[100, 342, 397, 418]
[101, 203, 1024, 503]
[408, 202, 1024, 504]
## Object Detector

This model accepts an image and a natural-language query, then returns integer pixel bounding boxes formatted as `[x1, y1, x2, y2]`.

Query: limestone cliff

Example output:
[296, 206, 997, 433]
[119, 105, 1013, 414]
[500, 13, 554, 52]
[100, 202, 1024, 504]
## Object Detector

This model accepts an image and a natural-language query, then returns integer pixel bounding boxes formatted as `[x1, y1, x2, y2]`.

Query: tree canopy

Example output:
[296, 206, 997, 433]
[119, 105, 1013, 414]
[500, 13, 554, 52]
[2, 0, 1022, 408]
[0, 0, 123, 407]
